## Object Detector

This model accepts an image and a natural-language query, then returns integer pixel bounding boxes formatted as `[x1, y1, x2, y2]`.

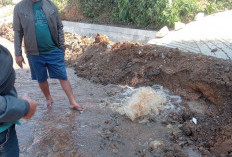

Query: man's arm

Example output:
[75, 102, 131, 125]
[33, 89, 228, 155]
[13, 4, 24, 57]
[55, 7, 65, 52]
[0, 88, 30, 123]
[13, 5, 26, 68]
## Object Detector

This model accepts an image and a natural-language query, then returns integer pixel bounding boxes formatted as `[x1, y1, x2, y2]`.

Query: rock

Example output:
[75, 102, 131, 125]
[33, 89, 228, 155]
[94, 34, 110, 45]
[161, 120, 169, 126]
[104, 120, 111, 124]
[196, 55, 203, 60]
[20, 147, 27, 153]
[109, 144, 116, 149]
[194, 12, 205, 21]
[108, 91, 116, 97]
[107, 44, 112, 49]
[149, 140, 163, 150]
[167, 124, 177, 129]
[146, 69, 160, 76]
[174, 22, 185, 31]
[138, 119, 149, 124]
[156, 26, 169, 38]
[225, 66, 230, 72]
[211, 48, 218, 53]
[105, 101, 110, 106]
[192, 117, 197, 124]
[181, 110, 192, 121]
[182, 124, 192, 136]
[182, 122, 196, 137]
[178, 141, 187, 147]
[163, 144, 182, 152]
[112, 149, 119, 153]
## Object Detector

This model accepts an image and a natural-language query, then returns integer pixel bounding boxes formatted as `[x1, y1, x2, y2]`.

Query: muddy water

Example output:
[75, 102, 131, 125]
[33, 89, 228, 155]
[14, 67, 199, 157]
[0, 37, 201, 157]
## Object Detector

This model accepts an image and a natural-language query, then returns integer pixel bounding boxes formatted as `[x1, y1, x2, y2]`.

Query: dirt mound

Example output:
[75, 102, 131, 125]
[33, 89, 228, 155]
[70, 37, 232, 156]
[74, 40, 232, 106]
[168, 104, 232, 156]
[60, 1, 84, 21]
[64, 33, 94, 65]
[0, 23, 13, 42]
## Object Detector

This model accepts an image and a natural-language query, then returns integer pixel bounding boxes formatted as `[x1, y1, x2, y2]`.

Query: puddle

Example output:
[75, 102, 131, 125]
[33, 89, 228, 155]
[14, 68, 200, 157]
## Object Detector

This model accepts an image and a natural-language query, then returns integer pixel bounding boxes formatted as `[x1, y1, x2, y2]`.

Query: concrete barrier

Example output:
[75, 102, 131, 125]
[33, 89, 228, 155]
[63, 21, 157, 43]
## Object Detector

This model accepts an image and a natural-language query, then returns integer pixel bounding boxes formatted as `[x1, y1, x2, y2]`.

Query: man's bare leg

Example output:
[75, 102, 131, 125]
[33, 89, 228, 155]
[39, 80, 53, 108]
[59, 79, 83, 111]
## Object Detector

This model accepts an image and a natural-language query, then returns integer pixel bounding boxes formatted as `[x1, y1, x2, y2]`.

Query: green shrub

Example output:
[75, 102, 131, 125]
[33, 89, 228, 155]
[112, 0, 169, 28]
[166, 0, 203, 24]
[79, 0, 116, 18]
[0, 0, 12, 6]
[53, 0, 232, 29]
[51, 0, 71, 12]
[203, 0, 232, 14]
[113, 0, 203, 28]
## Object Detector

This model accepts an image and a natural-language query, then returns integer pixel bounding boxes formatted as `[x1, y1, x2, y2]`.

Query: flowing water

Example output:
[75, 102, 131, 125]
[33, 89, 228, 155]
[0, 36, 202, 157]
[14, 67, 201, 157]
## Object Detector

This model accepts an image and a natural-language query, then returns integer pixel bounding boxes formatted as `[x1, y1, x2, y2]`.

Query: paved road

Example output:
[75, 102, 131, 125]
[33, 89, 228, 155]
[148, 10, 232, 60]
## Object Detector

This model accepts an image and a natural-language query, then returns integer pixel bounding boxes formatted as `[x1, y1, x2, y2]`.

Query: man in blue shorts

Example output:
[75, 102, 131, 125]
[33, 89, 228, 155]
[13, 0, 83, 111]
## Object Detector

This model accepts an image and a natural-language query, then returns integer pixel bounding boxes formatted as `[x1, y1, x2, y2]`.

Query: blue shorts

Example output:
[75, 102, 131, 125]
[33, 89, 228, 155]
[0, 125, 19, 157]
[27, 49, 67, 83]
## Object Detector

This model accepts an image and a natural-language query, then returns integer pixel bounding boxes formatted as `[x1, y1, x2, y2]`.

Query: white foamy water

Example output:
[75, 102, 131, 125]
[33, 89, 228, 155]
[108, 85, 182, 121]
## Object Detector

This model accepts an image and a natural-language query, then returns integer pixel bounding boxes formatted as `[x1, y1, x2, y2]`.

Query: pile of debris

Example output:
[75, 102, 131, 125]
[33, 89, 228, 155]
[0, 23, 14, 42]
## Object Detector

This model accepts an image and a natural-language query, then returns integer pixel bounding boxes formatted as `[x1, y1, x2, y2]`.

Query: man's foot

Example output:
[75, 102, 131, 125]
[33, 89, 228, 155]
[46, 97, 54, 108]
[70, 103, 84, 111]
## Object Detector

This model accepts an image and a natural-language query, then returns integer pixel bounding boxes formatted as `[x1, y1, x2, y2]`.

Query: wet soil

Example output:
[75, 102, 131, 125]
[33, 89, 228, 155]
[15, 68, 190, 157]
[72, 35, 232, 106]
[66, 35, 232, 156]
[1, 24, 232, 156]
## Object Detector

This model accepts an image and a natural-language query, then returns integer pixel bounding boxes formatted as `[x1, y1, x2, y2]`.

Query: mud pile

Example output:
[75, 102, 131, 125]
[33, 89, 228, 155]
[0, 23, 13, 42]
[71, 35, 232, 156]
[64, 33, 94, 65]
[74, 37, 232, 106]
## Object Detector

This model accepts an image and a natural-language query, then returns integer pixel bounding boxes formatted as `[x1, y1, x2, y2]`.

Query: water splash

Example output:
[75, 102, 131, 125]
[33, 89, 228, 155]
[108, 84, 182, 121]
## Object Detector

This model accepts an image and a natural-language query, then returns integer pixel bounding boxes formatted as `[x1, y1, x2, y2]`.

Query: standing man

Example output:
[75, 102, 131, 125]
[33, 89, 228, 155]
[0, 44, 37, 157]
[13, 0, 83, 110]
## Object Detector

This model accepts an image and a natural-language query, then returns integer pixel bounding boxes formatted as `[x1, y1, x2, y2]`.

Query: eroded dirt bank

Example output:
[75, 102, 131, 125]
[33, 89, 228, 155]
[69, 35, 232, 106]
[1, 24, 232, 156]
[65, 34, 232, 156]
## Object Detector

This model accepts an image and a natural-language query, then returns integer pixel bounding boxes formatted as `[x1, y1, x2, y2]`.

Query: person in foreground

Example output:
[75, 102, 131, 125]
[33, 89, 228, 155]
[0, 44, 37, 157]
[13, 0, 83, 111]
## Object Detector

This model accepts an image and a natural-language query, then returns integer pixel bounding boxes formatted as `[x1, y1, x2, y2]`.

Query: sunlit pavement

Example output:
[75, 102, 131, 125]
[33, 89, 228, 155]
[148, 10, 232, 60]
